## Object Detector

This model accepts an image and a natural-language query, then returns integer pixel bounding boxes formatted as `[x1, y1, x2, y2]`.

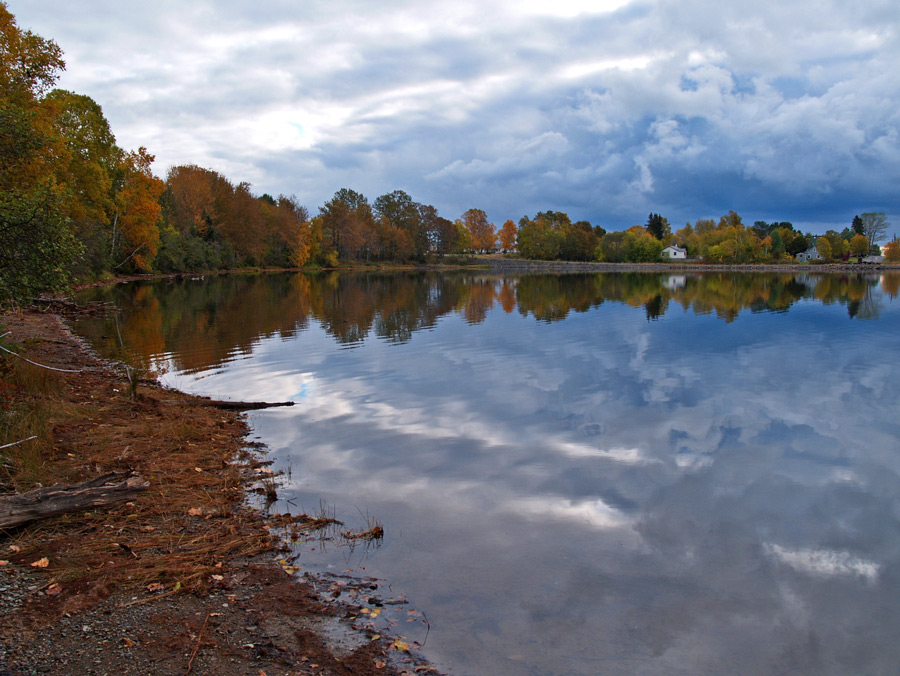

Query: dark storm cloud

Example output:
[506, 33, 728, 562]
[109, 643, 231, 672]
[8, 0, 899, 232]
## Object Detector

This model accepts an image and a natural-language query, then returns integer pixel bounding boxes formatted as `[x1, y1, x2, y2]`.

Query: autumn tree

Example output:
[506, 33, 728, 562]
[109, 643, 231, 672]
[0, 3, 80, 303]
[815, 236, 832, 262]
[849, 233, 869, 258]
[498, 219, 517, 252]
[45, 89, 121, 273]
[319, 188, 374, 262]
[560, 220, 599, 261]
[883, 240, 900, 263]
[463, 208, 495, 253]
[114, 148, 164, 271]
[374, 190, 424, 259]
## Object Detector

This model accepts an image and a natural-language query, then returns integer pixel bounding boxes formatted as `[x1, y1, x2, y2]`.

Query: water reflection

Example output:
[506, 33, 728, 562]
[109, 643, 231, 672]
[75, 271, 896, 372]
[73, 271, 900, 676]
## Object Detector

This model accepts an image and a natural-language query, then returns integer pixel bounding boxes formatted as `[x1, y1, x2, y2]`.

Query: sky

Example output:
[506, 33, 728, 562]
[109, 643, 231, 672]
[7, 0, 900, 235]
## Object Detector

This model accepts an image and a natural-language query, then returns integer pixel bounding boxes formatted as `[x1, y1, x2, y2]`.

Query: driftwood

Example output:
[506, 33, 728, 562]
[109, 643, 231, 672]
[0, 472, 149, 530]
[204, 399, 294, 411]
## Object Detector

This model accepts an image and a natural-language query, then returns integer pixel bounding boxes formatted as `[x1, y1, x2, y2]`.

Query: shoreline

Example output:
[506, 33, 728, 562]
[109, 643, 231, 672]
[484, 258, 896, 273]
[0, 307, 437, 676]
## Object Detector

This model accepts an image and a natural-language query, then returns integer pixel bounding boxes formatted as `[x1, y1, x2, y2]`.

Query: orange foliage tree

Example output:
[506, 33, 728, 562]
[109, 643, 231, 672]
[116, 147, 164, 271]
[498, 220, 517, 251]
[463, 208, 496, 253]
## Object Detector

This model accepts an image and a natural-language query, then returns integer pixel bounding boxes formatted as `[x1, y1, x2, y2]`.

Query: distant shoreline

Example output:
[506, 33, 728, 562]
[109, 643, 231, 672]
[486, 258, 897, 274]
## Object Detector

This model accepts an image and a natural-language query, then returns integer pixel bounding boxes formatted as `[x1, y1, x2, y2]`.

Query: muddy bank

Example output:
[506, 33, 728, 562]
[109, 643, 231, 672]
[0, 308, 437, 676]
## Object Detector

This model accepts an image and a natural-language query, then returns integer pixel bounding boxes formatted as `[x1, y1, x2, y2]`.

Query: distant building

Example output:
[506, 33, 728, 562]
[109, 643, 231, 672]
[861, 255, 885, 264]
[796, 246, 821, 262]
[662, 245, 687, 260]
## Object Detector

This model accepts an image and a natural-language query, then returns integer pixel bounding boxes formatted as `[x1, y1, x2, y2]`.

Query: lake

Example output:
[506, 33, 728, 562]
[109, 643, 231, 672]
[74, 270, 900, 676]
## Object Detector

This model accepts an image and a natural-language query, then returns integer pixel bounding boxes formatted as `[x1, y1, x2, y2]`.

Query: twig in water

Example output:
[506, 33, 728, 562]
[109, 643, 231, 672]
[421, 610, 431, 647]
[0, 344, 82, 373]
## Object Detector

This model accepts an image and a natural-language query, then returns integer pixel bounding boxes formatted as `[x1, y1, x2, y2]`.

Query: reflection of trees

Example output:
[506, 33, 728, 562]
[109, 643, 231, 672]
[78, 271, 897, 372]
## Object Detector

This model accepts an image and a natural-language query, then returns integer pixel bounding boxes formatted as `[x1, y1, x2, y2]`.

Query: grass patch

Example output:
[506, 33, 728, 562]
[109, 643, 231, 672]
[0, 340, 65, 489]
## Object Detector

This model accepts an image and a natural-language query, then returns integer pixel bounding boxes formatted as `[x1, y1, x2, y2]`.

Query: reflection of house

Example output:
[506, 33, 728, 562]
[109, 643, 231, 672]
[796, 246, 821, 262]
[663, 275, 686, 290]
[662, 245, 687, 260]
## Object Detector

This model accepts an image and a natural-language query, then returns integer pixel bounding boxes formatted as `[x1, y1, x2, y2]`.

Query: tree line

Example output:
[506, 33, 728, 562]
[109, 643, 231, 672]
[1, 4, 895, 305]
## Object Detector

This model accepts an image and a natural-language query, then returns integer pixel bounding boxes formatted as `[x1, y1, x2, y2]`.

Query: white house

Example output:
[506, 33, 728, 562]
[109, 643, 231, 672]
[796, 246, 821, 262]
[662, 245, 687, 260]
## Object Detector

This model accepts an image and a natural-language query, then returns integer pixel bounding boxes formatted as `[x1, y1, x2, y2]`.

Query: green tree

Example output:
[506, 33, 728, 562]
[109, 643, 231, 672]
[769, 229, 785, 258]
[598, 231, 626, 262]
[624, 227, 663, 262]
[646, 212, 670, 240]
[786, 232, 809, 256]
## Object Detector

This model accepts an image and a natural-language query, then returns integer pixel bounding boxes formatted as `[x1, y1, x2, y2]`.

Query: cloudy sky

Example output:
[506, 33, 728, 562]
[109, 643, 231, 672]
[8, 0, 899, 234]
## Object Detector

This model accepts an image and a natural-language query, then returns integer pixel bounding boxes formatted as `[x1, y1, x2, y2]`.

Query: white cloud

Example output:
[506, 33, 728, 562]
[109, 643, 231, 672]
[765, 544, 880, 582]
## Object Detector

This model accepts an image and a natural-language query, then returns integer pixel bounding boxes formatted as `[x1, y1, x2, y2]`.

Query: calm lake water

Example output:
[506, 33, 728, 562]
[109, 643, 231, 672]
[74, 271, 900, 676]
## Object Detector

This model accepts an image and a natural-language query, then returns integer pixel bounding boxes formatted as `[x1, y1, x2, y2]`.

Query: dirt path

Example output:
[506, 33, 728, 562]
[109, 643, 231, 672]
[0, 308, 437, 676]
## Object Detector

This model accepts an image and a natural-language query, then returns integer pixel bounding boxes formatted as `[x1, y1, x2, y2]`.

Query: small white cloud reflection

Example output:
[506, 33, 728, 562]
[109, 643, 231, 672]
[764, 544, 880, 582]
[507, 495, 632, 530]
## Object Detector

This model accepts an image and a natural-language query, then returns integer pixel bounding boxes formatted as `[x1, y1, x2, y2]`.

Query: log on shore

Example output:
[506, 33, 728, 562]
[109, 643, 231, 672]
[0, 472, 149, 530]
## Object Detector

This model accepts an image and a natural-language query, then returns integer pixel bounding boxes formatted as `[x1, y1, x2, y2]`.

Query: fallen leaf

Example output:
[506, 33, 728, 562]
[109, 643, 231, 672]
[139, 525, 155, 532]
[194, 467, 203, 473]
[259, 671, 267, 676]
[375, 661, 386, 669]
[146, 583, 166, 593]
[121, 637, 136, 647]
[45, 583, 62, 596]
[0, 560, 8, 566]
[188, 507, 203, 516]
[31, 557, 50, 568]
[370, 634, 381, 641]
[392, 639, 410, 652]
[211, 575, 224, 581]
[9, 545, 20, 553]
